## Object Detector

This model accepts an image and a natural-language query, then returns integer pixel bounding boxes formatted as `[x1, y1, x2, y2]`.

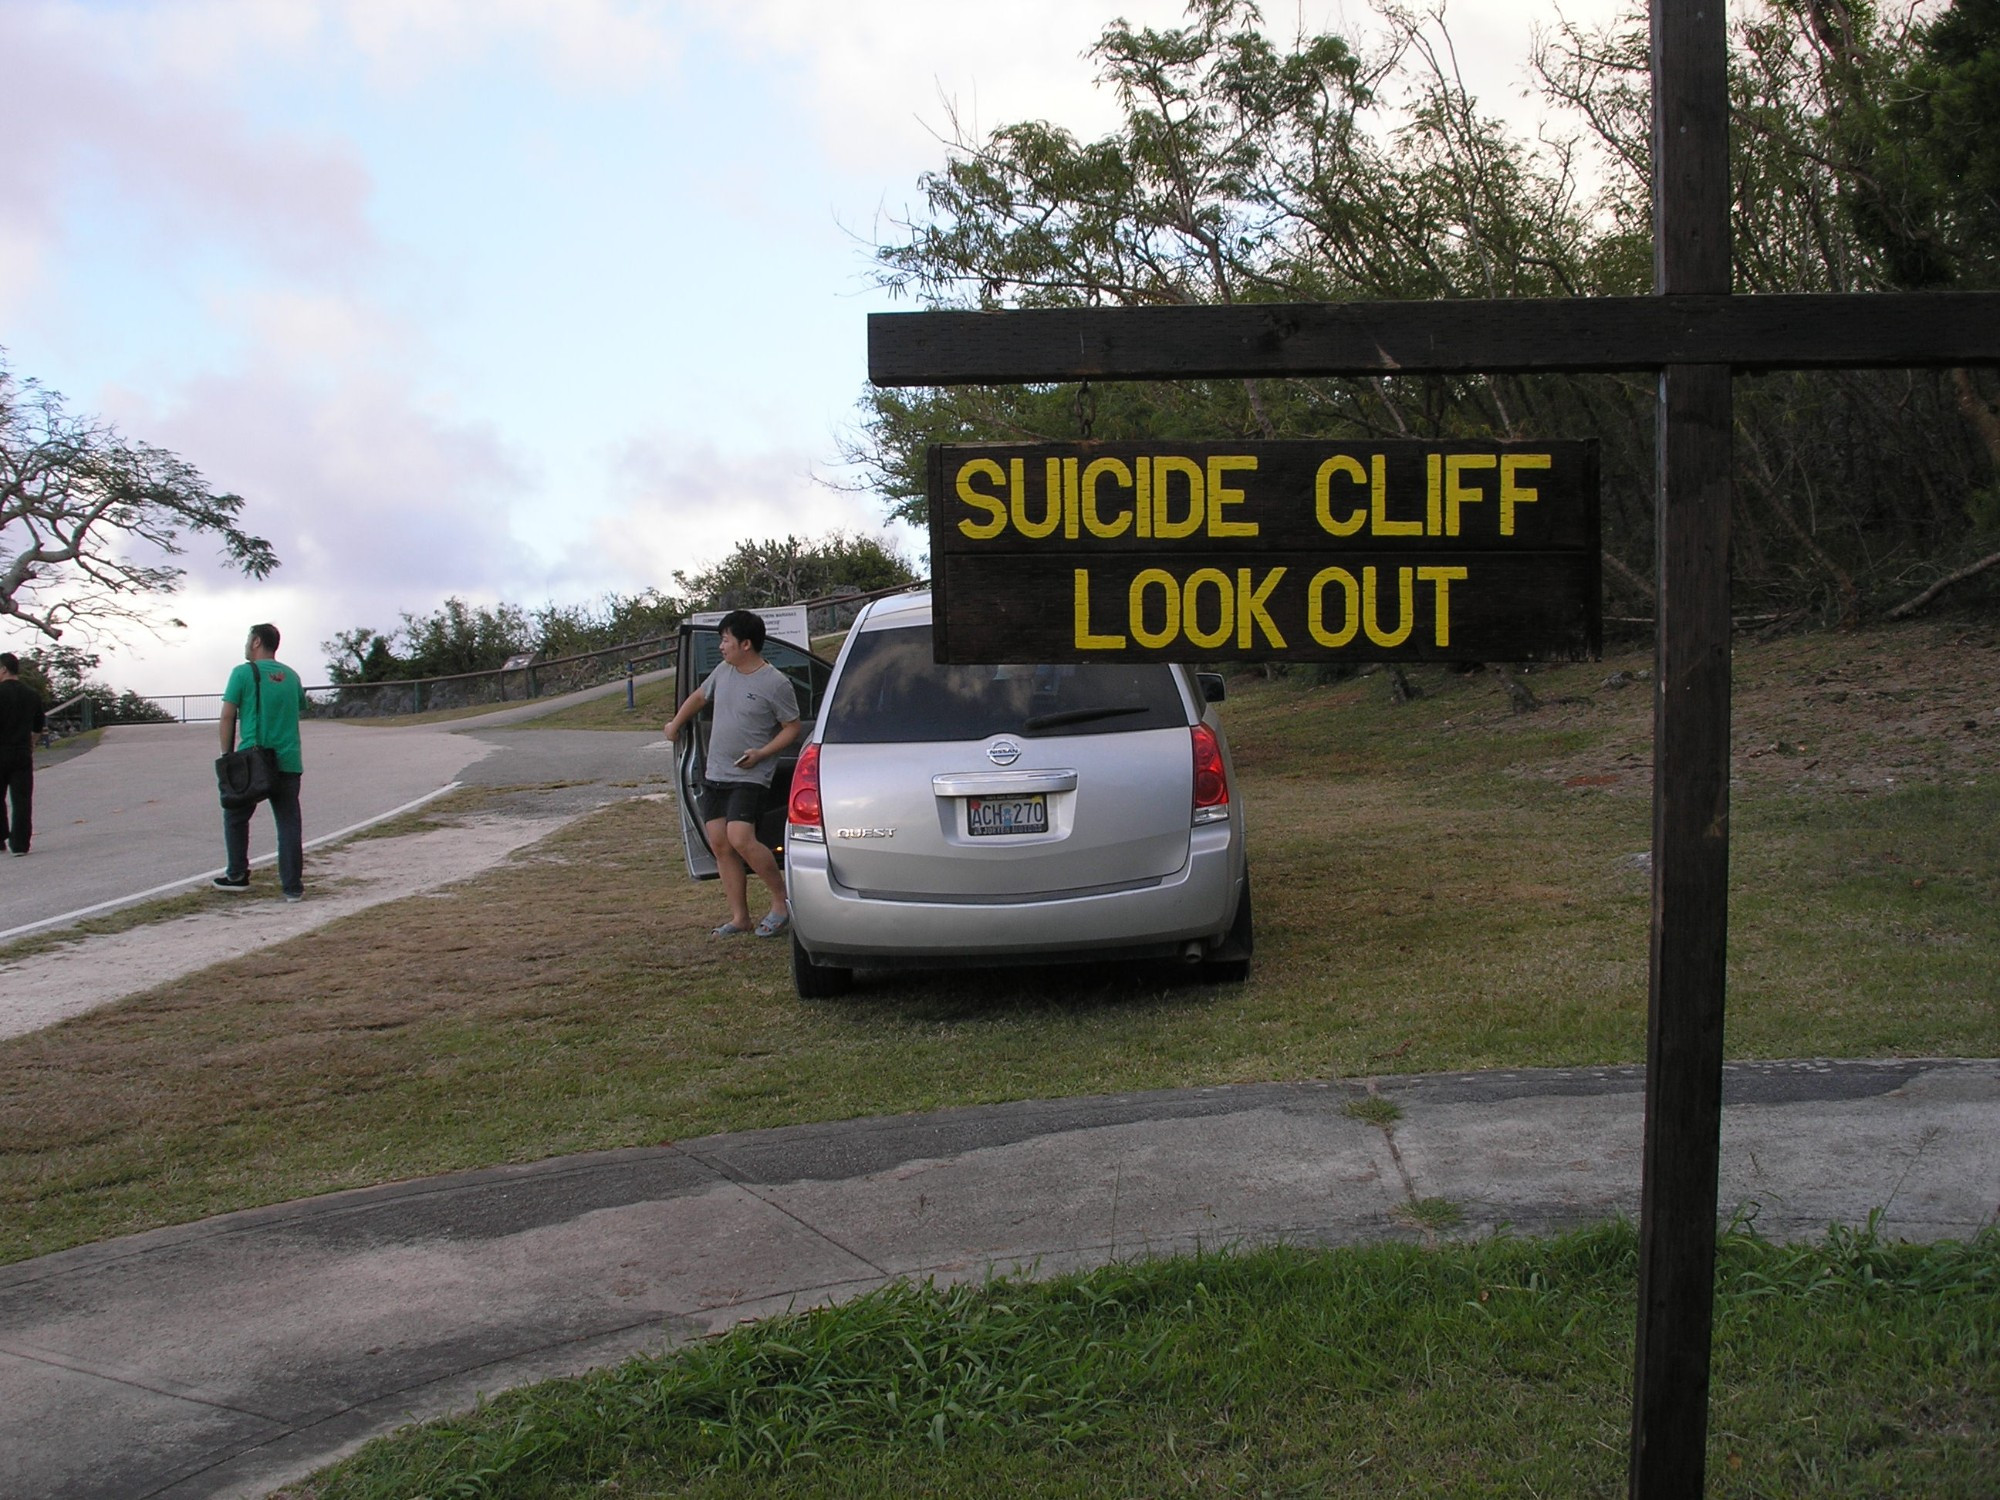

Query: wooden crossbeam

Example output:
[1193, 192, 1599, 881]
[868, 291, 2000, 384]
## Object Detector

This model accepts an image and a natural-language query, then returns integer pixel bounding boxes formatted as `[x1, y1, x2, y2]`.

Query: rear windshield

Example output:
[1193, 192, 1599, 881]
[822, 625, 1189, 744]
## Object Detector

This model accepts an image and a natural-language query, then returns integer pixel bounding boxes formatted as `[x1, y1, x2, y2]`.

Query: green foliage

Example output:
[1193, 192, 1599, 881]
[321, 533, 912, 683]
[863, 1, 2000, 622]
[15, 644, 174, 725]
[530, 588, 682, 661]
[323, 598, 530, 684]
[1830, 0, 2000, 290]
[1, 350, 277, 642]
[670, 531, 915, 611]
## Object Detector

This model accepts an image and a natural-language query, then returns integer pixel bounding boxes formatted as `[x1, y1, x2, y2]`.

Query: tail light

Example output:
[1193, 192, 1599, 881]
[1191, 723, 1230, 824]
[788, 742, 824, 839]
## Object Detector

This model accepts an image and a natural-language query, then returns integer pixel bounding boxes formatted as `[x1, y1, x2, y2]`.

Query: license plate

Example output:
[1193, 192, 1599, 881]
[967, 793, 1048, 837]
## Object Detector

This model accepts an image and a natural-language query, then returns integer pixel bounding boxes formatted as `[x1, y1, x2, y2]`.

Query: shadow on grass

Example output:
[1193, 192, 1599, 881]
[817, 956, 1243, 1026]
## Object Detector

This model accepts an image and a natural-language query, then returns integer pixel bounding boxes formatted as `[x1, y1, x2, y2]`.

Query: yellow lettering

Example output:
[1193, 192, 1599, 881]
[1063, 457, 1081, 540]
[1315, 456, 1367, 537]
[1009, 459, 1060, 539]
[1417, 565, 1468, 647]
[1081, 457, 1133, 538]
[1136, 456, 1152, 538]
[1153, 455, 1204, 540]
[1373, 455, 1421, 536]
[1129, 568, 1178, 648]
[1182, 568, 1233, 649]
[1206, 455, 1258, 537]
[1073, 570, 1126, 649]
[1446, 453, 1496, 537]
[1308, 567, 1360, 647]
[954, 458, 1007, 540]
[1363, 566, 1415, 647]
[1237, 567, 1287, 649]
[1427, 453, 1443, 537]
[1500, 453, 1551, 535]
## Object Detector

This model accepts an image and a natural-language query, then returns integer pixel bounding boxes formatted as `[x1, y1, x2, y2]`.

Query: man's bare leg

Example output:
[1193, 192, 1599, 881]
[706, 815, 752, 930]
[727, 818, 788, 922]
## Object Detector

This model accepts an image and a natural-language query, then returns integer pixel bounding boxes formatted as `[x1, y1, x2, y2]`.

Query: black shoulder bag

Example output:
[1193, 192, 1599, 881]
[215, 665, 279, 810]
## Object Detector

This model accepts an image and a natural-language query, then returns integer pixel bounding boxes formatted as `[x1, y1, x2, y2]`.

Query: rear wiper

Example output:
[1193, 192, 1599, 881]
[1023, 705, 1150, 731]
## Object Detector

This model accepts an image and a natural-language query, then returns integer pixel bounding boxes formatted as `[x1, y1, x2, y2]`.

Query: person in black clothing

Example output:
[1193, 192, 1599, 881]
[0, 652, 47, 857]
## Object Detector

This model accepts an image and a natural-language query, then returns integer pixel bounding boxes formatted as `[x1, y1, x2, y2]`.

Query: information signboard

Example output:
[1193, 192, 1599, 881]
[928, 439, 1600, 664]
[689, 605, 812, 650]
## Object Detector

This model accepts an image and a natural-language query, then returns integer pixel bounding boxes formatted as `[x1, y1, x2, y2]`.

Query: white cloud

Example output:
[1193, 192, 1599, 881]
[0, 7, 376, 288]
[25, 0, 683, 90]
[694, 0, 1194, 175]
[573, 433, 920, 595]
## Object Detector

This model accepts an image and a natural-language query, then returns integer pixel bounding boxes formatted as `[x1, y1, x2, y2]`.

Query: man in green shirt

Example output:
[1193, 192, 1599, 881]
[213, 622, 308, 899]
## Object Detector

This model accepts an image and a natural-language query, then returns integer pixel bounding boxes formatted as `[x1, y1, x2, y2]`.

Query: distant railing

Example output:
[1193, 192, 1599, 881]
[139, 582, 930, 724]
[42, 693, 91, 739]
[304, 636, 677, 720]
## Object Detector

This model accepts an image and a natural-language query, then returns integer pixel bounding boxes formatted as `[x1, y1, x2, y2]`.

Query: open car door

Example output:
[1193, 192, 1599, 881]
[673, 622, 834, 880]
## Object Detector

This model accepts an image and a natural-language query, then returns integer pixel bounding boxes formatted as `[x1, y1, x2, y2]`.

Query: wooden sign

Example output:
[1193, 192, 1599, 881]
[928, 439, 1600, 663]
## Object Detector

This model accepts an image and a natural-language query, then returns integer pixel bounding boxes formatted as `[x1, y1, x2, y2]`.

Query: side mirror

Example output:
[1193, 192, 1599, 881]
[1197, 672, 1226, 703]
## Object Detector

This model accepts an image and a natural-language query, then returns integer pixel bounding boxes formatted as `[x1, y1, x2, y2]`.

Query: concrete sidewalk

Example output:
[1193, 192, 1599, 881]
[2, 1059, 1993, 1500]
[0, 668, 675, 942]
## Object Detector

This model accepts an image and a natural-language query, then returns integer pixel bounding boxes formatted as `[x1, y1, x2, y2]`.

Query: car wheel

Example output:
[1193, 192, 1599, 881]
[1199, 878, 1253, 984]
[792, 933, 853, 999]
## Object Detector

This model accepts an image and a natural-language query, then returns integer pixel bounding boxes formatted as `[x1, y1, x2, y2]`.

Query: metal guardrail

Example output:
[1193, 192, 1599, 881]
[136, 583, 931, 724]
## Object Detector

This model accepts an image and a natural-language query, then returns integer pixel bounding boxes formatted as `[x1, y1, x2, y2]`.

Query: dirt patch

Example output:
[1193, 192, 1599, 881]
[1503, 617, 2000, 798]
[0, 813, 575, 1040]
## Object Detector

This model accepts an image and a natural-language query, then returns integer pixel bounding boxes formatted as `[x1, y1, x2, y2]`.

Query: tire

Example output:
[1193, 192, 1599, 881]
[1199, 877, 1253, 984]
[791, 933, 853, 999]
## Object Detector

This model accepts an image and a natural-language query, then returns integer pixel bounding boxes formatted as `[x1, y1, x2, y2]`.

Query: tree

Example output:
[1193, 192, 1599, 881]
[322, 627, 406, 685]
[1539, 0, 1999, 618]
[671, 533, 916, 610]
[530, 589, 684, 660]
[1, 352, 278, 642]
[393, 597, 531, 679]
[16, 644, 175, 726]
[857, 0, 1648, 600]
[861, 0, 1998, 625]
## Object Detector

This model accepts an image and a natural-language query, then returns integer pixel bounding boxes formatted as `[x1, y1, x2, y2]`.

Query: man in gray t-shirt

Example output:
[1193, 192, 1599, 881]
[663, 609, 803, 939]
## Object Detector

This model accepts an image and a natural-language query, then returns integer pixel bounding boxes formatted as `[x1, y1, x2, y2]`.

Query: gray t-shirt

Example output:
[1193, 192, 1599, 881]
[701, 660, 801, 787]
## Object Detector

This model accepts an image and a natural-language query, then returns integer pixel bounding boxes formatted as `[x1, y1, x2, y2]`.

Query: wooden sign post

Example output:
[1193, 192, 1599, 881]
[867, 4, 2000, 1493]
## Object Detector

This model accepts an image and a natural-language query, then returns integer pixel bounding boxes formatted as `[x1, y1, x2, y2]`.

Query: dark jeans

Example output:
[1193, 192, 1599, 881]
[0, 757, 29, 854]
[223, 771, 304, 894]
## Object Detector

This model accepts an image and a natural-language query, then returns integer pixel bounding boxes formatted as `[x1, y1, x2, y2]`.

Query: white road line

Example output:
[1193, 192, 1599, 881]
[0, 782, 466, 944]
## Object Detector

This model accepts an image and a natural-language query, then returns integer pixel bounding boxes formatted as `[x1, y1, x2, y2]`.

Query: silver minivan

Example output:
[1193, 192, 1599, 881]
[778, 591, 1251, 997]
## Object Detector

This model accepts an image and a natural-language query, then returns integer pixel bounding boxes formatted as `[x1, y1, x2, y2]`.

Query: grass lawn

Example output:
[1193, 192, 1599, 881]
[3, 619, 1995, 1264]
[7, 617, 1995, 1497]
[299, 1225, 1998, 1499]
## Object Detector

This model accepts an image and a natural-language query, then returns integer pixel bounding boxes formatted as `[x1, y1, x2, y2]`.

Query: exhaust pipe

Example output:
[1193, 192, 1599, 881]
[1180, 941, 1204, 964]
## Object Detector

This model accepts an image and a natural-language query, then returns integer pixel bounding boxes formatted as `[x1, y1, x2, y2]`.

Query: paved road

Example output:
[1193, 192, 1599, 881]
[0, 676, 678, 942]
[0, 1058, 1991, 1499]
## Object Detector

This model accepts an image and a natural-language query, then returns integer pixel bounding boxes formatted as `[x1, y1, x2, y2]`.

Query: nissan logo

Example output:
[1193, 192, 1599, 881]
[987, 738, 1022, 766]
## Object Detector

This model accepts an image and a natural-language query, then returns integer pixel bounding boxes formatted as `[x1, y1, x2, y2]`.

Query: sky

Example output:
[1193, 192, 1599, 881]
[1, 0, 1625, 697]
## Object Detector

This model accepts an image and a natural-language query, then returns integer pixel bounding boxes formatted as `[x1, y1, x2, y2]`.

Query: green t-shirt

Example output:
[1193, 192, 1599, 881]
[224, 659, 307, 774]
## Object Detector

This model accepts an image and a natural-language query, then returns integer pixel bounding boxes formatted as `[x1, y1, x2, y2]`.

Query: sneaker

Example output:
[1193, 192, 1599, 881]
[212, 874, 251, 891]
[283, 891, 305, 903]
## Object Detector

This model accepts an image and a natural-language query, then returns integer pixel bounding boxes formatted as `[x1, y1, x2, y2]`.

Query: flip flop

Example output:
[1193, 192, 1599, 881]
[754, 910, 791, 938]
[711, 921, 751, 938]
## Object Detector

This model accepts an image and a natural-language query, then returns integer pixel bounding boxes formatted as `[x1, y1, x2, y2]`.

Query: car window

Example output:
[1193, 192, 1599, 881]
[821, 625, 1188, 744]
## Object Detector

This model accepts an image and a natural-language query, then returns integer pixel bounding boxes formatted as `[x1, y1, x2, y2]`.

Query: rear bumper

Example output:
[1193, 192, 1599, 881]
[786, 822, 1242, 964]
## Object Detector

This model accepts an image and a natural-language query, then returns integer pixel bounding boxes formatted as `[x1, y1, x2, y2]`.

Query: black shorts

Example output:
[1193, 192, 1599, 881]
[700, 779, 765, 825]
